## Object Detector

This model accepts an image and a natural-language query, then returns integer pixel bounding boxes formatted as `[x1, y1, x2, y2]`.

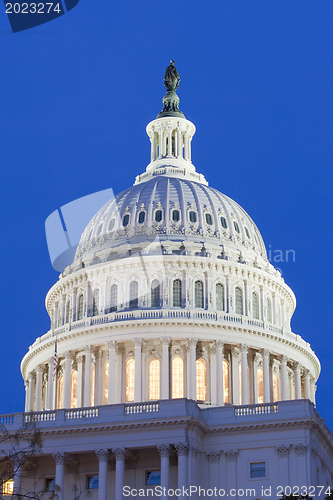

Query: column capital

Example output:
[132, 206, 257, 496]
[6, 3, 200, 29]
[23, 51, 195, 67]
[209, 342, 216, 354]
[262, 349, 270, 358]
[303, 368, 310, 377]
[64, 350, 73, 360]
[224, 449, 239, 461]
[254, 352, 262, 364]
[84, 345, 92, 355]
[160, 337, 171, 346]
[231, 347, 240, 358]
[294, 361, 301, 371]
[35, 364, 44, 374]
[294, 444, 308, 455]
[76, 354, 84, 364]
[276, 445, 291, 456]
[174, 442, 189, 456]
[157, 444, 171, 457]
[112, 448, 126, 461]
[216, 340, 224, 349]
[107, 340, 117, 350]
[47, 357, 54, 365]
[53, 452, 66, 465]
[95, 449, 110, 462]
[134, 338, 143, 348]
[281, 354, 288, 364]
[240, 344, 248, 353]
[207, 451, 221, 463]
[188, 338, 198, 348]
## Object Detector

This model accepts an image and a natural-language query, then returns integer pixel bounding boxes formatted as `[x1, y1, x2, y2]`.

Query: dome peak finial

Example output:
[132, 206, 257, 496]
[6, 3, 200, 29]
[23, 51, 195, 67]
[158, 60, 184, 119]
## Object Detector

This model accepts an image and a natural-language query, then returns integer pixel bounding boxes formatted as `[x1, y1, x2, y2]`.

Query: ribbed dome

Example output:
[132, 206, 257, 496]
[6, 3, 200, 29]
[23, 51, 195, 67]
[75, 176, 267, 261]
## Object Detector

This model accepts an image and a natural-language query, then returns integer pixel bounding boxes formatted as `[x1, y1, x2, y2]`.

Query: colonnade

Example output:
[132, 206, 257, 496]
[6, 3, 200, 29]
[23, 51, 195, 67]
[25, 338, 316, 413]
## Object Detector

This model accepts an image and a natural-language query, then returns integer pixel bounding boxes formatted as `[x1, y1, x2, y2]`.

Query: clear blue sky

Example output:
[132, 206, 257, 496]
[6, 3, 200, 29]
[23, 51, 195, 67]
[1, 1, 332, 428]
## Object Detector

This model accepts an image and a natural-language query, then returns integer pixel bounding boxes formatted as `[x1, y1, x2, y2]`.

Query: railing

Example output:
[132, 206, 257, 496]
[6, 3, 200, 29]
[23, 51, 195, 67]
[25, 411, 56, 423]
[65, 408, 99, 419]
[234, 402, 278, 417]
[0, 415, 14, 425]
[124, 402, 159, 415]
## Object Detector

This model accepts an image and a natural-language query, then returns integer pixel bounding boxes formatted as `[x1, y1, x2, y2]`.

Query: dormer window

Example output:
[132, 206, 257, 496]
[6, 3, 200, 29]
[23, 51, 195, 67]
[220, 216, 227, 228]
[205, 213, 213, 225]
[155, 210, 162, 222]
[245, 227, 250, 238]
[138, 211, 145, 224]
[108, 218, 116, 231]
[189, 211, 197, 223]
[233, 221, 240, 233]
[172, 209, 180, 222]
[96, 223, 103, 236]
[123, 214, 130, 227]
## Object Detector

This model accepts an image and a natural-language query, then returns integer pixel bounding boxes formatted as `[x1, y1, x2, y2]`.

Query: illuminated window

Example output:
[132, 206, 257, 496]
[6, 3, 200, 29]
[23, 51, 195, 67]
[78, 294, 84, 320]
[172, 356, 184, 398]
[205, 213, 213, 225]
[155, 210, 162, 222]
[108, 218, 115, 231]
[58, 375, 63, 409]
[125, 358, 135, 402]
[71, 370, 78, 408]
[173, 279, 182, 307]
[196, 358, 207, 401]
[216, 283, 224, 311]
[138, 211, 145, 224]
[91, 364, 95, 407]
[148, 358, 160, 400]
[235, 287, 243, 314]
[151, 280, 160, 308]
[110, 284, 118, 312]
[92, 289, 99, 316]
[233, 221, 240, 233]
[252, 292, 259, 319]
[129, 281, 138, 309]
[195, 280, 204, 309]
[65, 300, 70, 324]
[172, 209, 180, 222]
[257, 367, 264, 404]
[220, 216, 227, 228]
[2, 480, 14, 495]
[267, 298, 272, 323]
[273, 372, 279, 402]
[104, 361, 109, 404]
[223, 359, 230, 403]
[123, 214, 130, 227]
[189, 211, 197, 223]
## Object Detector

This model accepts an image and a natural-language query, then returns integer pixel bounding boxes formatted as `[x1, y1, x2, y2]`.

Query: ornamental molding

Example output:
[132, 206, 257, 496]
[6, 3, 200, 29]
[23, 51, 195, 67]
[174, 442, 189, 456]
[112, 448, 126, 460]
[224, 449, 239, 461]
[294, 443, 308, 455]
[207, 451, 221, 463]
[95, 449, 110, 461]
[276, 445, 291, 456]
[157, 444, 171, 457]
[53, 452, 66, 465]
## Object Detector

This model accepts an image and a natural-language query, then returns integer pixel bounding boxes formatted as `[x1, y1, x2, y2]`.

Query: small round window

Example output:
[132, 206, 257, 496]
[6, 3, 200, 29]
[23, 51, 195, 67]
[233, 221, 240, 233]
[205, 213, 213, 225]
[138, 211, 145, 224]
[108, 218, 116, 231]
[245, 227, 250, 238]
[123, 214, 130, 227]
[220, 216, 227, 228]
[189, 211, 197, 223]
[172, 209, 180, 222]
[155, 210, 162, 222]
[96, 223, 103, 236]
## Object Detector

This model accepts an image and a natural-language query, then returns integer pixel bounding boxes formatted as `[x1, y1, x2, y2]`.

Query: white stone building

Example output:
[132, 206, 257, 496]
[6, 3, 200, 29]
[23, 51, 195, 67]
[1, 64, 333, 499]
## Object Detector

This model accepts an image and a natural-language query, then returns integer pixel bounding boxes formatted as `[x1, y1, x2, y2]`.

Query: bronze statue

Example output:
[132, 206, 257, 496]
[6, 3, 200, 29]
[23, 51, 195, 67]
[164, 60, 180, 92]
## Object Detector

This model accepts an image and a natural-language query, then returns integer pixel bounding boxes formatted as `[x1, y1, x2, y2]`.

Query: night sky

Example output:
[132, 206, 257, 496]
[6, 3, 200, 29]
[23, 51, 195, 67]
[1, 1, 332, 429]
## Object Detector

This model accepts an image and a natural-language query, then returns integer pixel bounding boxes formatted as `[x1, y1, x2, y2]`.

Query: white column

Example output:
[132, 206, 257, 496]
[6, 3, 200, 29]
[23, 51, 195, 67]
[24, 380, 29, 412]
[209, 343, 217, 405]
[263, 349, 270, 403]
[177, 129, 182, 158]
[207, 452, 220, 489]
[310, 378, 316, 405]
[113, 448, 126, 500]
[63, 351, 72, 409]
[84, 346, 92, 407]
[253, 353, 260, 404]
[259, 285, 264, 320]
[304, 370, 311, 400]
[188, 339, 197, 400]
[175, 443, 189, 493]
[272, 292, 276, 324]
[158, 445, 170, 497]
[281, 355, 289, 400]
[161, 338, 170, 399]
[225, 450, 238, 491]
[134, 338, 143, 402]
[244, 279, 248, 316]
[46, 358, 54, 410]
[108, 341, 117, 404]
[231, 347, 240, 405]
[216, 341, 224, 406]
[27, 373, 35, 412]
[35, 365, 43, 411]
[94, 349, 101, 406]
[184, 132, 189, 160]
[240, 344, 249, 405]
[77, 354, 84, 407]
[96, 449, 109, 500]
[295, 362, 302, 399]
[53, 453, 65, 500]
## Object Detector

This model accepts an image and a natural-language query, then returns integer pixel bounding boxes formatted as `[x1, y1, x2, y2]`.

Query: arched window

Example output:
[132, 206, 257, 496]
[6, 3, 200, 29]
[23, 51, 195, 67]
[123, 214, 130, 227]
[110, 284, 118, 312]
[78, 294, 84, 320]
[267, 298, 272, 323]
[252, 292, 259, 319]
[129, 281, 138, 309]
[155, 210, 162, 222]
[151, 280, 160, 308]
[205, 213, 213, 225]
[172, 209, 180, 222]
[245, 227, 250, 238]
[108, 218, 115, 231]
[189, 211, 197, 223]
[138, 211, 145, 224]
[96, 223, 103, 236]
[195, 280, 204, 309]
[273, 372, 279, 402]
[216, 283, 224, 311]
[57, 375, 63, 409]
[92, 289, 99, 316]
[257, 367, 264, 404]
[65, 300, 70, 324]
[220, 216, 227, 228]
[71, 370, 78, 408]
[196, 358, 207, 401]
[173, 279, 182, 307]
[149, 358, 160, 400]
[125, 358, 135, 402]
[172, 356, 184, 399]
[104, 361, 109, 404]
[223, 359, 230, 403]
[91, 364, 95, 407]
[235, 287, 243, 315]
[233, 221, 240, 233]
